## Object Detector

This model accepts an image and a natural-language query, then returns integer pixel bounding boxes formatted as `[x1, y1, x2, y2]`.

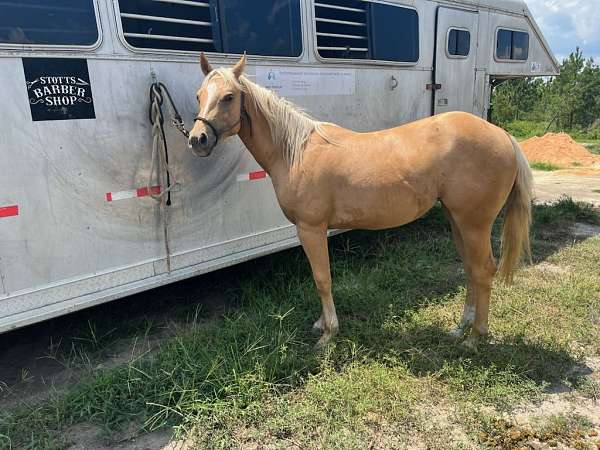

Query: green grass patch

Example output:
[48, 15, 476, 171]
[502, 120, 549, 140]
[584, 143, 600, 155]
[1, 200, 599, 449]
[500, 119, 600, 144]
[530, 161, 561, 171]
[534, 195, 600, 226]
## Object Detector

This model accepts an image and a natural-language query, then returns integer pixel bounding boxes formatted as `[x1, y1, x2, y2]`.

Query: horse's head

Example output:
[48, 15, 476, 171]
[188, 52, 247, 157]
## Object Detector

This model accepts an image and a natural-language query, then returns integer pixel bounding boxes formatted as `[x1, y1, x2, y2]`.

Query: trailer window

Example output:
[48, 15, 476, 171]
[370, 3, 418, 62]
[218, 1, 302, 57]
[0, 1, 99, 46]
[511, 31, 529, 60]
[314, 0, 419, 63]
[118, 0, 302, 56]
[496, 29, 529, 61]
[447, 28, 470, 57]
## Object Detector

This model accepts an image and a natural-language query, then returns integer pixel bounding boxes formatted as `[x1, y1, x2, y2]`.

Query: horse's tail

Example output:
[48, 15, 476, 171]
[498, 135, 534, 283]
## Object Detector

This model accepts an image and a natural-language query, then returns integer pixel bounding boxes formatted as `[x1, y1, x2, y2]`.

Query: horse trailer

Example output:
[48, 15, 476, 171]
[0, 0, 558, 333]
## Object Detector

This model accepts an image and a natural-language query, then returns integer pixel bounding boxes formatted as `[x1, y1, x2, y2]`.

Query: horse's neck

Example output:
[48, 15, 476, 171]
[237, 94, 287, 177]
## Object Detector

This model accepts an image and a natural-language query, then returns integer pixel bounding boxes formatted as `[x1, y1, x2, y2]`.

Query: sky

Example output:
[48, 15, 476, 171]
[526, 0, 600, 63]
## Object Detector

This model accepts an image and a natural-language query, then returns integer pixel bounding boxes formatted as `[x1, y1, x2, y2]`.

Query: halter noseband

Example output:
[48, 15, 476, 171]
[193, 91, 248, 147]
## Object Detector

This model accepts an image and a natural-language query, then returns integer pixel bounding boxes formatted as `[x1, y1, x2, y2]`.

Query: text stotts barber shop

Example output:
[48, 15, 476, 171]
[29, 77, 91, 106]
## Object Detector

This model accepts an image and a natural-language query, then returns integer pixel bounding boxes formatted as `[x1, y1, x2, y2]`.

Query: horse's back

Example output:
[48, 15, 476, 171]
[315, 111, 516, 186]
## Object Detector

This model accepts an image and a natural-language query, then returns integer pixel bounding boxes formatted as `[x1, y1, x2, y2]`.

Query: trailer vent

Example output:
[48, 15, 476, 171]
[314, 0, 419, 62]
[118, 0, 216, 52]
[314, 0, 369, 59]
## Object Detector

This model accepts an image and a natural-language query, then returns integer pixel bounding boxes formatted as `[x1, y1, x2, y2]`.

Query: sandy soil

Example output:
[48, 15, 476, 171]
[532, 169, 600, 206]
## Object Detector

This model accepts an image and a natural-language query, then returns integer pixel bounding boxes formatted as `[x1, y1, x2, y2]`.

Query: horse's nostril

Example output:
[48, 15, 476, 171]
[199, 133, 208, 146]
[189, 136, 198, 146]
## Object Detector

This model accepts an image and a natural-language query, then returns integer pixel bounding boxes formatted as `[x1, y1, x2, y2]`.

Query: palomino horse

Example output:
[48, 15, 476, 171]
[189, 53, 533, 348]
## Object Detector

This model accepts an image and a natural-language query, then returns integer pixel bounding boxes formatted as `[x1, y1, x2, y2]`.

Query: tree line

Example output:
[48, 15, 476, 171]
[491, 49, 600, 137]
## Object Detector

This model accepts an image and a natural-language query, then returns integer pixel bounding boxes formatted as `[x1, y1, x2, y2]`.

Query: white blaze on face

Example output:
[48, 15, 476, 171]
[200, 81, 219, 117]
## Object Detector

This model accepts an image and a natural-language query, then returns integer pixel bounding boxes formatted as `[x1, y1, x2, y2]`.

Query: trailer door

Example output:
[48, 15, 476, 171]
[434, 7, 479, 115]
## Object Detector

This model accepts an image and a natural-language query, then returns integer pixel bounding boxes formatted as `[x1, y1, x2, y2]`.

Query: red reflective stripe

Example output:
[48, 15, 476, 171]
[136, 186, 161, 197]
[0, 205, 19, 218]
[107, 186, 161, 202]
[249, 170, 267, 180]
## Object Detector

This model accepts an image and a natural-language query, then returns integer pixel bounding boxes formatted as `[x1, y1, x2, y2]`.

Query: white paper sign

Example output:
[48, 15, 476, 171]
[256, 67, 356, 97]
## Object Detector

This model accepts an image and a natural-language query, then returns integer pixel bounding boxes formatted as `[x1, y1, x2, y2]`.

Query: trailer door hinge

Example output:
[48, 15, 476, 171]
[426, 83, 442, 91]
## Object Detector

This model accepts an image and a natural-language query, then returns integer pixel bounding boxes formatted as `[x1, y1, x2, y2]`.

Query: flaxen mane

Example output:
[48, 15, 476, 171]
[202, 68, 328, 167]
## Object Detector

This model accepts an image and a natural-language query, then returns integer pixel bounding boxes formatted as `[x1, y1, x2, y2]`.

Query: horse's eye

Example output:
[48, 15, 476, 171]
[223, 94, 234, 103]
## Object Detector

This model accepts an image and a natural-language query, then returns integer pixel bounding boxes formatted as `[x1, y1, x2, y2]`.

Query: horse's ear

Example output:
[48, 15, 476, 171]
[200, 52, 213, 76]
[232, 52, 247, 79]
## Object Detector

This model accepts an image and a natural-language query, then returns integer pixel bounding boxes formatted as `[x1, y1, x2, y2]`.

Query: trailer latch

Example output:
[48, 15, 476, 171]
[426, 83, 442, 91]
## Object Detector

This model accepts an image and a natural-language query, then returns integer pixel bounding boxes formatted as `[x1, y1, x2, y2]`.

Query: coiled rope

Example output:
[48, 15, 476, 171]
[148, 82, 189, 273]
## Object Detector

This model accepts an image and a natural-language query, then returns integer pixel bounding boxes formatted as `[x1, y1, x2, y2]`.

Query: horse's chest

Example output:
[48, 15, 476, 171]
[272, 180, 328, 226]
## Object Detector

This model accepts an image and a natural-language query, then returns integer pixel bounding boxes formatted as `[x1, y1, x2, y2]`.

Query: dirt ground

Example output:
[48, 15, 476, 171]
[532, 168, 600, 206]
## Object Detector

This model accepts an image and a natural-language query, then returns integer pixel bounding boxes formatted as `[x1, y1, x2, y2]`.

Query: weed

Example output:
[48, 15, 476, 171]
[534, 195, 600, 225]
[530, 161, 561, 171]
[586, 143, 600, 155]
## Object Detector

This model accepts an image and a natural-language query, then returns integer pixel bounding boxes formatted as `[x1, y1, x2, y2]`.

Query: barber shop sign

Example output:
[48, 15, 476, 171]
[22, 58, 96, 121]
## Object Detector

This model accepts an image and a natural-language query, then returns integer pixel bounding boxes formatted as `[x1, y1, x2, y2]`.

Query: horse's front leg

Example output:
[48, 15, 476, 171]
[296, 223, 338, 347]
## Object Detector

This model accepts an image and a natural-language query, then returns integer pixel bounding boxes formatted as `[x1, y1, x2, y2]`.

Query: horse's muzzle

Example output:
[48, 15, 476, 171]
[188, 132, 215, 157]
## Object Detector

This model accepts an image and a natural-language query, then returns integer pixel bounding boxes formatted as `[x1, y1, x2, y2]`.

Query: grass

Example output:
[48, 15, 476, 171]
[535, 195, 600, 226]
[585, 143, 600, 155]
[1, 199, 599, 449]
[530, 161, 561, 171]
[501, 119, 600, 142]
[502, 120, 549, 140]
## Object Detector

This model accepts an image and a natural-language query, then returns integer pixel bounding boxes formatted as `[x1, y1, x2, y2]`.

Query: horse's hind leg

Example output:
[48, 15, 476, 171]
[457, 222, 497, 347]
[442, 205, 476, 339]
[296, 223, 339, 347]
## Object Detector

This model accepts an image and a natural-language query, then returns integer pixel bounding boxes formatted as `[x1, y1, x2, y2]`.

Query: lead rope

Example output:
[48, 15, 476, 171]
[148, 82, 190, 273]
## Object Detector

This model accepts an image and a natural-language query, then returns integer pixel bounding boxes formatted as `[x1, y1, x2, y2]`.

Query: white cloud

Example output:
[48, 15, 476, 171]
[526, 0, 600, 61]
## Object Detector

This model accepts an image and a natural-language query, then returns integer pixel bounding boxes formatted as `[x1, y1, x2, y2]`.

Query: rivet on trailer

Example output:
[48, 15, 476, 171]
[0, 0, 558, 333]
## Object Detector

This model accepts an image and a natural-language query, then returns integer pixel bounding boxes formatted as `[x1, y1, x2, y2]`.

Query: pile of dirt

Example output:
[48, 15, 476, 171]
[521, 132, 600, 168]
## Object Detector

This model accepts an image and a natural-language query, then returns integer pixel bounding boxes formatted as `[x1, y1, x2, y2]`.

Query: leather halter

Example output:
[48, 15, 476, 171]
[193, 91, 248, 147]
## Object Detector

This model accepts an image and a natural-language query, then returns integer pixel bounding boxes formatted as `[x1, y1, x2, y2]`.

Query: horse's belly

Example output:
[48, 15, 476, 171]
[329, 183, 436, 230]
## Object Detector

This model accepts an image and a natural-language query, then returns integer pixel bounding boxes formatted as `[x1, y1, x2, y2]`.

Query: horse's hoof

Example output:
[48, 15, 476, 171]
[314, 334, 332, 350]
[312, 317, 325, 335]
[461, 336, 478, 351]
[448, 327, 466, 341]
[462, 333, 488, 351]
[313, 324, 338, 350]
[449, 322, 472, 341]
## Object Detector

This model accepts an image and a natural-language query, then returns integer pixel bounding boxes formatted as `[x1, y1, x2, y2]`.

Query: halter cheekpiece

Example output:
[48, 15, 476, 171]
[193, 91, 248, 146]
